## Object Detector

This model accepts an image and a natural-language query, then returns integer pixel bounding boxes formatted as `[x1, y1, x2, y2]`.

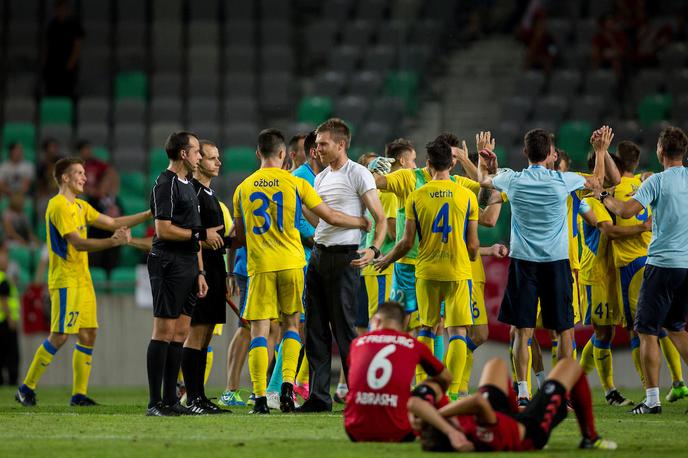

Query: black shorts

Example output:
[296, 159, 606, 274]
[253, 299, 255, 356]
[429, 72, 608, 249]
[635, 265, 688, 336]
[191, 262, 227, 325]
[499, 258, 574, 332]
[513, 380, 568, 450]
[355, 275, 369, 328]
[478, 385, 514, 414]
[148, 250, 198, 319]
[236, 274, 248, 329]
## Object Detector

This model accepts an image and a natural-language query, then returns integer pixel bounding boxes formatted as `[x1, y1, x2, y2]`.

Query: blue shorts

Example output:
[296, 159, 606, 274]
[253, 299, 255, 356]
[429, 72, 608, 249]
[635, 265, 688, 336]
[391, 263, 417, 313]
[236, 274, 248, 329]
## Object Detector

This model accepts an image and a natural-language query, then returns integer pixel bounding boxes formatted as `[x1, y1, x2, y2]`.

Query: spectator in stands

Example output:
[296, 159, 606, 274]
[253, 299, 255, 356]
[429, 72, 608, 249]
[591, 13, 631, 78]
[0, 143, 35, 197]
[522, 12, 556, 73]
[77, 141, 123, 273]
[43, 0, 84, 97]
[2, 193, 39, 247]
[0, 244, 20, 386]
[289, 134, 307, 171]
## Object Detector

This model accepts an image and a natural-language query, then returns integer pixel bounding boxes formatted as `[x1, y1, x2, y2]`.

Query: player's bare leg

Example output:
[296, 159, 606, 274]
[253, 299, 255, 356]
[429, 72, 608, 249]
[221, 326, 250, 406]
[513, 327, 534, 403]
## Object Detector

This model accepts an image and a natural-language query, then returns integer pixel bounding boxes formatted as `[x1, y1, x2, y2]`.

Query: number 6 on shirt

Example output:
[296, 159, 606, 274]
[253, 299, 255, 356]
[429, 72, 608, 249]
[431, 203, 452, 243]
[249, 191, 284, 234]
[367, 344, 396, 389]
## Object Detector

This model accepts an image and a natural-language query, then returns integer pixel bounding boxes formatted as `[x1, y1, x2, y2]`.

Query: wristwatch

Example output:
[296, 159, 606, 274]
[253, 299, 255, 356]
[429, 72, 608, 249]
[368, 246, 381, 259]
[599, 191, 610, 202]
[198, 270, 207, 277]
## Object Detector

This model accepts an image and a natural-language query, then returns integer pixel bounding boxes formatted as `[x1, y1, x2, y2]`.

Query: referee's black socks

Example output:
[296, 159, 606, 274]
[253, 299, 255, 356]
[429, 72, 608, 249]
[146, 339, 169, 408]
[163, 341, 183, 406]
[181, 347, 204, 401]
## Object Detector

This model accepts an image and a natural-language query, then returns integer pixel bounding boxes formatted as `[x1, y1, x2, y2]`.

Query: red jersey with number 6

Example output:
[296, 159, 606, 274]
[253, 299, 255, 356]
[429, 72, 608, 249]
[344, 329, 445, 442]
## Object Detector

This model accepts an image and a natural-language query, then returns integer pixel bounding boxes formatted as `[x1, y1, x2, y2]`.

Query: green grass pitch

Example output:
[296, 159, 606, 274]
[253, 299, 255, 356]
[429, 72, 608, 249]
[1, 387, 686, 457]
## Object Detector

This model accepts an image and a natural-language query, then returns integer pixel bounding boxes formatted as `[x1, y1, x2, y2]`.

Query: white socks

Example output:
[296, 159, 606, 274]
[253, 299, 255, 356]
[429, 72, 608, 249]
[535, 371, 546, 389]
[517, 381, 529, 399]
[645, 387, 660, 407]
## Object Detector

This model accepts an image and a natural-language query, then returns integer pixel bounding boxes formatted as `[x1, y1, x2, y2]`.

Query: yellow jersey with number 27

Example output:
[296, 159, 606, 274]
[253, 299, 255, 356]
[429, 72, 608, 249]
[405, 180, 478, 282]
[233, 167, 323, 276]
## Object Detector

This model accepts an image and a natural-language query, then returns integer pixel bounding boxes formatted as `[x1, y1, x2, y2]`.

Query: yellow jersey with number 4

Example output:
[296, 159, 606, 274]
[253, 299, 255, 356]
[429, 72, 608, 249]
[46, 194, 100, 290]
[405, 180, 478, 282]
[611, 175, 651, 267]
[233, 167, 323, 276]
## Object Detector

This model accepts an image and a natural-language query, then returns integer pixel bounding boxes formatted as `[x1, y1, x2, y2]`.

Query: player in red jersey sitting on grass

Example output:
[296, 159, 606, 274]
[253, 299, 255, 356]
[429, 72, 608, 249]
[344, 301, 451, 442]
[408, 357, 617, 452]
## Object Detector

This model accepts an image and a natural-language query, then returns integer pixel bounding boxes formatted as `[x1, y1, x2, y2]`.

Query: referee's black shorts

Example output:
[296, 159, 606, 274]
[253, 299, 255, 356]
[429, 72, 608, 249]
[498, 258, 574, 332]
[634, 265, 688, 336]
[191, 258, 227, 325]
[147, 250, 198, 319]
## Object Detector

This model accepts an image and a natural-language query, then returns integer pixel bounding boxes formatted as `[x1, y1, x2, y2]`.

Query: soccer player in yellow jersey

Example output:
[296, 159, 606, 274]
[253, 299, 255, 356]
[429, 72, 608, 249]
[375, 139, 479, 400]
[232, 129, 369, 414]
[610, 141, 688, 402]
[15, 157, 150, 407]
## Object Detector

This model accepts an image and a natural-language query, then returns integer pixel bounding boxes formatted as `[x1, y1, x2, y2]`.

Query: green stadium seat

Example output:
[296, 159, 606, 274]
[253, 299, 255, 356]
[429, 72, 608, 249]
[637, 94, 672, 127]
[557, 121, 592, 167]
[36, 222, 47, 244]
[493, 145, 506, 165]
[92, 147, 110, 161]
[39, 97, 74, 124]
[121, 196, 149, 215]
[149, 148, 169, 174]
[130, 224, 147, 239]
[297, 96, 333, 124]
[1, 123, 36, 150]
[115, 72, 147, 100]
[224, 147, 258, 172]
[385, 71, 419, 115]
[120, 171, 146, 199]
[110, 266, 137, 294]
[8, 245, 32, 272]
[16, 267, 31, 290]
[478, 224, 501, 246]
[119, 246, 141, 268]
[90, 267, 108, 292]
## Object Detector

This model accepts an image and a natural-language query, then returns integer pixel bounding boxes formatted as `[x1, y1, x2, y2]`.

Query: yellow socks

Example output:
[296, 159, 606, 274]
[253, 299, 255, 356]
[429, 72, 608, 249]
[72, 343, 93, 396]
[592, 337, 614, 392]
[551, 338, 558, 368]
[23, 339, 57, 390]
[580, 337, 595, 373]
[281, 331, 302, 384]
[204, 346, 214, 385]
[526, 338, 532, 397]
[416, 330, 435, 383]
[296, 351, 309, 385]
[660, 334, 683, 384]
[630, 336, 646, 388]
[248, 337, 269, 397]
[459, 337, 478, 393]
[447, 335, 468, 394]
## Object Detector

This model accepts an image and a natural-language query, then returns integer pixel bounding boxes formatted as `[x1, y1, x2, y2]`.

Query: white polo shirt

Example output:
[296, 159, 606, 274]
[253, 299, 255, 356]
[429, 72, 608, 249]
[314, 159, 376, 246]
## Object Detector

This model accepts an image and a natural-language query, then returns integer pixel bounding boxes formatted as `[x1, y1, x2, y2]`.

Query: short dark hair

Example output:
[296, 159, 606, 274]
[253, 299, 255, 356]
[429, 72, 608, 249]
[199, 140, 217, 157]
[426, 139, 452, 171]
[8, 142, 20, 152]
[42, 137, 58, 150]
[658, 126, 688, 160]
[304, 130, 317, 154]
[616, 140, 641, 173]
[257, 128, 286, 158]
[316, 118, 351, 148]
[53, 157, 84, 185]
[523, 129, 552, 163]
[164, 131, 198, 160]
[289, 134, 306, 152]
[554, 148, 570, 171]
[420, 423, 453, 452]
[376, 301, 405, 325]
[435, 132, 461, 148]
[357, 152, 378, 166]
[384, 138, 414, 161]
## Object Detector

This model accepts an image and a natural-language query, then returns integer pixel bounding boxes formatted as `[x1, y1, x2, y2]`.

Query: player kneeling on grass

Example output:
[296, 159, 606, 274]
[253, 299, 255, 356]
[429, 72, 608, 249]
[408, 357, 617, 452]
[344, 301, 451, 442]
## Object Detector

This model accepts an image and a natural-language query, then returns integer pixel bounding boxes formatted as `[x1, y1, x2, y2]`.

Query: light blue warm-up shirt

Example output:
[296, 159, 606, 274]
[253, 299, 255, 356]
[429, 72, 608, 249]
[292, 162, 317, 261]
[492, 165, 587, 262]
[632, 166, 688, 268]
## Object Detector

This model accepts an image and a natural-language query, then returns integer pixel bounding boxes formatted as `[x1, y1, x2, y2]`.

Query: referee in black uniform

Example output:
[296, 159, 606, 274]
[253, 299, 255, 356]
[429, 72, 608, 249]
[182, 140, 231, 414]
[146, 132, 224, 416]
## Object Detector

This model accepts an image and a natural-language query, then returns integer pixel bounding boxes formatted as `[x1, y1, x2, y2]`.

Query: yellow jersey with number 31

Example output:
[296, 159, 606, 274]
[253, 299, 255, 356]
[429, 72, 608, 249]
[233, 167, 323, 276]
[46, 194, 100, 289]
[405, 180, 478, 282]
[611, 175, 651, 267]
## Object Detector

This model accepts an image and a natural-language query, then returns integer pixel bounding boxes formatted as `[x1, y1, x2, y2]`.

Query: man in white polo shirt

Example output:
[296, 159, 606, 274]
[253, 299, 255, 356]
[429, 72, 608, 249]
[296, 118, 387, 413]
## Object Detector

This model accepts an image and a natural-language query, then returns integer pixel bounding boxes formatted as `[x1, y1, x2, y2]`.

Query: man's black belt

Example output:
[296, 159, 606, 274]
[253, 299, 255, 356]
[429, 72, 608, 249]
[314, 243, 358, 253]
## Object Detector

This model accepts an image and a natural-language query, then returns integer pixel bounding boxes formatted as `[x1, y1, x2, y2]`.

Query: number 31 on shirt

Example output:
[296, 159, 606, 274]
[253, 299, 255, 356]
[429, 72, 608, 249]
[250, 191, 284, 234]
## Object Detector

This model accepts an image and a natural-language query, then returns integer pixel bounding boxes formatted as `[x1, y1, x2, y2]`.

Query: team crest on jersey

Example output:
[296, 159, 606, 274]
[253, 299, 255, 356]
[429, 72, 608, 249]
[476, 426, 494, 443]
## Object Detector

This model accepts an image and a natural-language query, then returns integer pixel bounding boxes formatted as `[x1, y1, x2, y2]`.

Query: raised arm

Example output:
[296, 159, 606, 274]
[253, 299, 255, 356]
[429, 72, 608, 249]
[64, 227, 130, 252]
[587, 126, 612, 189]
[454, 140, 478, 181]
[437, 393, 497, 425]
[91, 210, 152, 232]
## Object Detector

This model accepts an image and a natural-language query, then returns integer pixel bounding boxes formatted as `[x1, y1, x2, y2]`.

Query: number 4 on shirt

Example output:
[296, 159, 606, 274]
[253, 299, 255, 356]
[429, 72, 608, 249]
[431, 203, 452, 243]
